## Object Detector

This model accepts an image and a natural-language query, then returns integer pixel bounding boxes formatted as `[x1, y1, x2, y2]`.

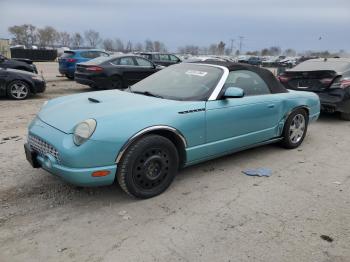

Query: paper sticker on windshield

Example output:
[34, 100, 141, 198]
[185, 70, 208, 77]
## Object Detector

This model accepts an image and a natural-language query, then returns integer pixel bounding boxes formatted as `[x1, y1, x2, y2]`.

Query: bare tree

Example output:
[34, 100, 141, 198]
[159, 42, 167, 52]
[72, 32, 84, 48]
[8, 24, 37, 47]
[178, 45, 199, 55]
[84, 29, 101, 48]
[134, 42, 143, 52]
[114, 38, 124, 52]
[125, 41, 133, 53]
[283, 48, 296, 57]
[217, 41, 225, 55]
[268, 46, 281, 56]
[145, 40, 154, 52]
[261, 48, 269, 56]
[208, 44, 217, 55]
[37, 26, 58, 48]
[153, 41, 161, 52]
[102, 38, 114, 51]
[246, 50, 259, 55]
[58, 31, 71, 47]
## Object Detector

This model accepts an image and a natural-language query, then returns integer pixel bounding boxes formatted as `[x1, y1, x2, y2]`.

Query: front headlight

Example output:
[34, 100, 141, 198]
[73, 119, 97, 146]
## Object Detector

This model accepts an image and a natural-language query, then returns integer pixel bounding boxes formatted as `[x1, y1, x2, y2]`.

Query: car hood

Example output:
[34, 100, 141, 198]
[6, 68, 37, 76]
[38, 90, 187, 133]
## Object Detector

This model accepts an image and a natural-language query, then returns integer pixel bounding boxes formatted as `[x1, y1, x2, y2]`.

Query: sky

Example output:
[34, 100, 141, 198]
[1, 0, 350, 52]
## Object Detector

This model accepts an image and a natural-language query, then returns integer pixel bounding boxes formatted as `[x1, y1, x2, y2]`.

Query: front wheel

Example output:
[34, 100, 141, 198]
[117, 135, 179, 199]
[7, 80, 30, 100]
[65, 74, 74, 80]
[281, 109, 308, 149]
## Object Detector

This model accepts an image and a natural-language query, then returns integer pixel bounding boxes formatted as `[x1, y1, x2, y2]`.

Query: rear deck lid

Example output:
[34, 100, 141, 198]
[279, 70, 338, 91]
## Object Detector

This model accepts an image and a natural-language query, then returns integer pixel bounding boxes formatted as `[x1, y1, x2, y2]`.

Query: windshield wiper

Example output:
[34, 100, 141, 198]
[132, 90, 164, 99]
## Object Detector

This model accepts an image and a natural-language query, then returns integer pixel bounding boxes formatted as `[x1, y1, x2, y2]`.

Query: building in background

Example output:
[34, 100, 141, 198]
[0, 38, 11, 57]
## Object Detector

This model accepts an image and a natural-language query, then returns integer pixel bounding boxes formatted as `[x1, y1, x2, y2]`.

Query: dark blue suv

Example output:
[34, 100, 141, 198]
[58, 49, 109, 79]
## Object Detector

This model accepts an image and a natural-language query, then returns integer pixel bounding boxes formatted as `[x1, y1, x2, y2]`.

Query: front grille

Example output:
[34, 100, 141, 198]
[28, 135, 61, 164]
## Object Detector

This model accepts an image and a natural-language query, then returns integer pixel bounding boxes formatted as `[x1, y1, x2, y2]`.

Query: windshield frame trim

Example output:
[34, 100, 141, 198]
[190, 63, 229, 101]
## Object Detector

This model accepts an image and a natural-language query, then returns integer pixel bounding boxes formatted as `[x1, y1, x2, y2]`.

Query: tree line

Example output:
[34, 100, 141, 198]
[8, 24, 347, 57]
[8, 24, 167, 52]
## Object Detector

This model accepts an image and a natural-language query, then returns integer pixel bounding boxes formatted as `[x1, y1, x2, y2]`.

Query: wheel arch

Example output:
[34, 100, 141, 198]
[115, 125, 187, 168]
[284, 105, 310, 121]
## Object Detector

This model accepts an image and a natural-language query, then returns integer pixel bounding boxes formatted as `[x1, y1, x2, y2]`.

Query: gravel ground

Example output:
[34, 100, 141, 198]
[0, 63, 349, 262]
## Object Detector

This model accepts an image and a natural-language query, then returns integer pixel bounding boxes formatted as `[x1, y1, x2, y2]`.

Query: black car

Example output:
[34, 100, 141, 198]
[75, 55, 163, 89]
[0, 68, 46, 100]
[138, 52, 181, 67]
[0, 54, 38, 73]
[279, 58, 350, 120]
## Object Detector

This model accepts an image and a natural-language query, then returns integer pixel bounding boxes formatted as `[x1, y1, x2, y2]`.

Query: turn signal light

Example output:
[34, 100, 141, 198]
[91, 170, 111, 177]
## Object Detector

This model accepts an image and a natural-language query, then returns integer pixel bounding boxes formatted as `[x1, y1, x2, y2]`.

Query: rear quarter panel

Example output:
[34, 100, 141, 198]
[279, 90, 320, 124]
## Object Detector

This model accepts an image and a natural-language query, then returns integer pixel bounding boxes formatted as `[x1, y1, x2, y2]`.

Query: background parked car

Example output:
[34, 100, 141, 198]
[278, 58, 350, 120]
[0, 54, 38, 73]
[0, 67, 45, 100]
[58, 49, 109, 79]
[184, 56, 230, 63]
[74, 55, 163, 89]
[138, 52, 181, 66]
[247, 56, 262, 66]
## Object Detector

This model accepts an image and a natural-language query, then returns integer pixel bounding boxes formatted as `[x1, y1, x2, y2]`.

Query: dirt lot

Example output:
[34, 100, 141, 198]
[0, 63, 349, 262]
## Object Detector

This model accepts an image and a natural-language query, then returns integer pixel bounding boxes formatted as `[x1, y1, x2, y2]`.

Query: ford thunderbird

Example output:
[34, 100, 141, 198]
[25, 62, 320, 198]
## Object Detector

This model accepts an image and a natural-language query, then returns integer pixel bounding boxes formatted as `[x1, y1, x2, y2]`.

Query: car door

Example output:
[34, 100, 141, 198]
[169, 54, 181, 65]
[205, 70, 283, 157]
[112, 56, 139, 86]
[133, 57, 157, 82]
[158, 54, 171, 66]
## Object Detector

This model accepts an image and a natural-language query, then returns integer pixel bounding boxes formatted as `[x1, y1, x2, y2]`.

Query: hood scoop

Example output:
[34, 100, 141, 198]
[88, 97, 101, 103]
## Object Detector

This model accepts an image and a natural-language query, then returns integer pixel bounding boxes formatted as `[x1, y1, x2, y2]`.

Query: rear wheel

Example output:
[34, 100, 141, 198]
[281, 109, 308, 149]
[340, 112, 350, 121]
[117, 135, 179, 199]
[109, 76, 124, 89]
[7, 80, 30, 100]
[65, 74, 74, 80]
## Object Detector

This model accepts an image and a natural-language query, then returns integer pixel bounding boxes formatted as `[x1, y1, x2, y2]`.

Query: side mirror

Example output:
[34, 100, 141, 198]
[223, 87, 244, 98]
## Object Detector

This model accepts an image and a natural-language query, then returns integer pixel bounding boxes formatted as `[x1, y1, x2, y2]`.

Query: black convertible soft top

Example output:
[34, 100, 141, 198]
[197, 61, 288, 94]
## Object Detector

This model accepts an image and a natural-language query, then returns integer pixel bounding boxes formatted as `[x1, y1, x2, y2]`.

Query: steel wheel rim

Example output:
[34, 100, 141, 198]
[289, 114, 305, 144]
[10, 82, 28, 99]
[133, 147, 170, 190]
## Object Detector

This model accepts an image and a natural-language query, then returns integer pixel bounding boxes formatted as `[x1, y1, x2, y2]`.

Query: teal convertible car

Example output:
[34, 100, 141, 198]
[25, 62, 320, 198]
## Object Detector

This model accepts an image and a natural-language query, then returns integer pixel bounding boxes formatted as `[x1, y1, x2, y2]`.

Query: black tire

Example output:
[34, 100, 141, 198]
[281, 109, 309, 149]
[109, 75, 124, 89]
[117, 135, 179, 199]
[7, 80, 30, 100]
[65, 74, 74, 80]
[340, 112, 350, 121]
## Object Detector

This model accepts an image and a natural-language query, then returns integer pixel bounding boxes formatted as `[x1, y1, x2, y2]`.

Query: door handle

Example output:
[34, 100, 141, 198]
[267, 104, 275, 108]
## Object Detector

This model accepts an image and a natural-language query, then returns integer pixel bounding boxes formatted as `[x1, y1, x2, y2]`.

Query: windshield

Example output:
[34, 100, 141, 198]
[131, 63, 223, 101]
[61, 51, 75, 58]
